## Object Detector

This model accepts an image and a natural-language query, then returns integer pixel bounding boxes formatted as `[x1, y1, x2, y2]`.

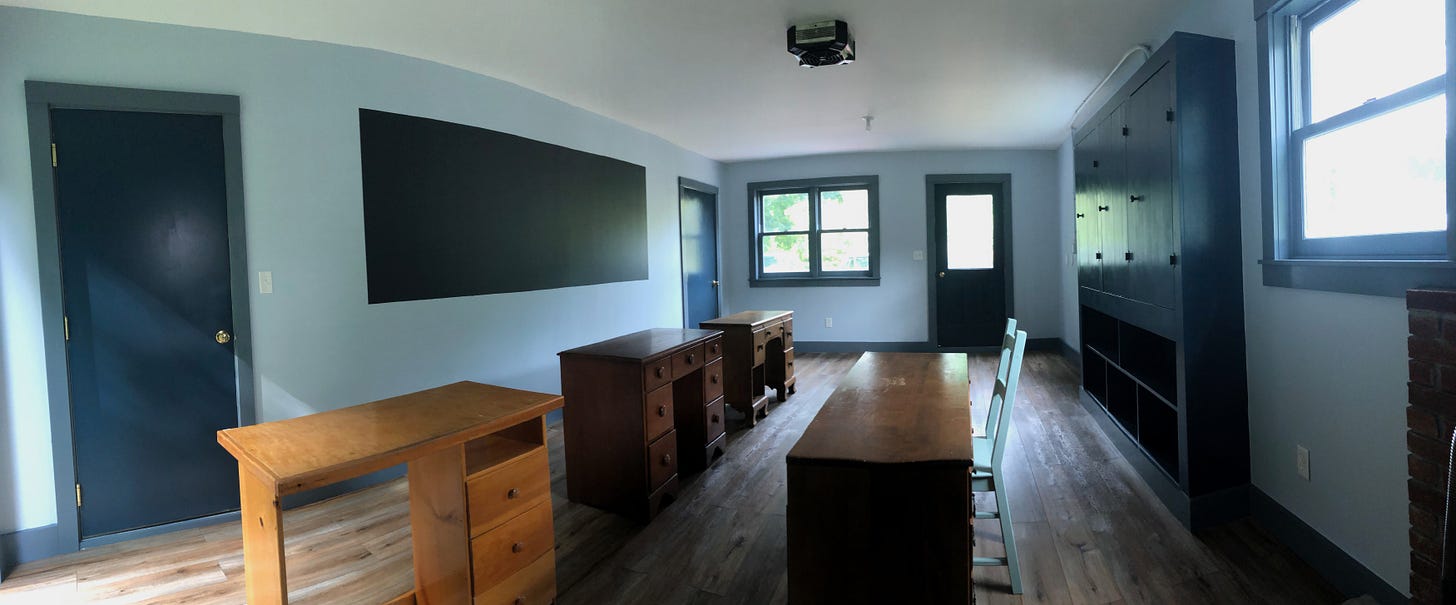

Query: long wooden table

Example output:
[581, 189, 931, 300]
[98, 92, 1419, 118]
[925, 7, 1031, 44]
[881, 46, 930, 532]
[217, 381, 563, 605]
[786, 353, 973, 604]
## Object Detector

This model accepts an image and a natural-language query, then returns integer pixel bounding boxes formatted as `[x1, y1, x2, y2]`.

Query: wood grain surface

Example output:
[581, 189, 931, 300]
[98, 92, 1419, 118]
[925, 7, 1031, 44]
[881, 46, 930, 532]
[218, 382, 562, 495]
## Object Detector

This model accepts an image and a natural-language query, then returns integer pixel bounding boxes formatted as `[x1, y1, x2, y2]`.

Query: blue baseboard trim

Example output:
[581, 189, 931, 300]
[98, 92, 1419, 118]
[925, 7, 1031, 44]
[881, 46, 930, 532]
[0, 464, 407, 580]
[1059, 339, 1081, 365]
[1249, 487, 1408, 603]
[1, 523, 63, 580]
[795, 337, 1063, 354]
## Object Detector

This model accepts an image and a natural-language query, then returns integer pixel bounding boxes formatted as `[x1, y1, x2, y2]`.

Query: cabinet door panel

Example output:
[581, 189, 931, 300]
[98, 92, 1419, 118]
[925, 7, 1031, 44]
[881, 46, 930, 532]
[1098, 106, 1130, 298]
[1126, 65, 1177, 309]
[1075, 134, 1101, 291]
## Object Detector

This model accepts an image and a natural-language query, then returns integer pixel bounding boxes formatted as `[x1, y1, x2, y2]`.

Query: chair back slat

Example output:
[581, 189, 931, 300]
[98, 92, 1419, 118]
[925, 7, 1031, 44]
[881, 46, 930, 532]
[989, 329, 1028, 470]
[982, 318, 1018, 442]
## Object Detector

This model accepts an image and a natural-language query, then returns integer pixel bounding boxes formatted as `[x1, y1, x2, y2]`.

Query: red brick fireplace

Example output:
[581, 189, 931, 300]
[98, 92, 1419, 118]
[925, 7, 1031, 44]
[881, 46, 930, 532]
[1407, 289, 1456, 604]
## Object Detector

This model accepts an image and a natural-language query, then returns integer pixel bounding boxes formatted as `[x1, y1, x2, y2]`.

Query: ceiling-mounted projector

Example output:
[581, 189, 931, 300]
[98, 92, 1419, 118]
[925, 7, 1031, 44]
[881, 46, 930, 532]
[787, 20, 855, 68]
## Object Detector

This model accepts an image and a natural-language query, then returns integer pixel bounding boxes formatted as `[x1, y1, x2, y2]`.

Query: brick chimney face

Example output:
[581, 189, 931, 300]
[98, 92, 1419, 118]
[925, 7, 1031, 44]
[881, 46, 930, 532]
[1407, 289, 1456, 604]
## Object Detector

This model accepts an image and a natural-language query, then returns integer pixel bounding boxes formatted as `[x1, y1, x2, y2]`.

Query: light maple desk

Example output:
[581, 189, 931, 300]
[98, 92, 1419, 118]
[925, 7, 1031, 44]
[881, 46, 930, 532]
[217, 381, 563, 605]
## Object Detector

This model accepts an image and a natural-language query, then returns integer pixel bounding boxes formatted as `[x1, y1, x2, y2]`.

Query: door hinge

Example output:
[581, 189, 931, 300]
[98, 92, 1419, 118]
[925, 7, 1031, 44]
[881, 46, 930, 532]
[1166, 109, 1175, 122]
[1092, 160, 1099, 168]
[64, 316, 70, 341]
[1125, 251, 1134, 262]
[1095, 252, 1103, 260]
[75, 483, 82, 508]
[1170, 254, 1179, 266]
[1121, 126, 1129, 136]
[51, 143, 58, 168]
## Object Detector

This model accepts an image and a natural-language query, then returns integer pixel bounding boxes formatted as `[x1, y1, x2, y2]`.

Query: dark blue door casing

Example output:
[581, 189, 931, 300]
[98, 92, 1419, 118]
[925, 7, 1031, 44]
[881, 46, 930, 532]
[680, 186, 719, 329]
[934, 182, 1008, 347]
[53, 109, 240, 538]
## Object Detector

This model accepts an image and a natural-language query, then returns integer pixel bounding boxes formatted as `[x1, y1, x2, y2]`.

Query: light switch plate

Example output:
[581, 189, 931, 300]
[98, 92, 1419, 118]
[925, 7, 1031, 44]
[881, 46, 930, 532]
[912, 250, 925, 261]
[824, 317, 833, 328]
[258, 271, 273, 294]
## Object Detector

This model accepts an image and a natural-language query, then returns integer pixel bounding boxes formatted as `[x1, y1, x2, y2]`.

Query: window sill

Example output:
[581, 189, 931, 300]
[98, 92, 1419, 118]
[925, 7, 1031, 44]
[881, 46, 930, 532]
[749, 277, 880, 288]
[1260, 258, 1456, 297]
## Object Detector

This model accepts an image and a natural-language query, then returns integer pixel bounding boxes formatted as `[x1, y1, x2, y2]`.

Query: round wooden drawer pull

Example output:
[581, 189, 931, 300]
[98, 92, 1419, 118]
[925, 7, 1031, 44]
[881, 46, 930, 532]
[661, 454, 672, 466]
[711, 414, 720, 424]
[655, 367, 664, 378]
[512, 542, 524, 554]
[657, 405, 667, 417]
[711, 374, 719, 384]
[515, 597, 526, 605]
[686, 353, 695, 364]
[507, 488, 520, 499]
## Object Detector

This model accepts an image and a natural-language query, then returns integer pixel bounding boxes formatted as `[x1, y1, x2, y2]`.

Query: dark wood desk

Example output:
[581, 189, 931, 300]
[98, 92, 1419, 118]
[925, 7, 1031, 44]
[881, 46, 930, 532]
[217, 381, 563, 605]
[786, 353, 973, 604]
[559, 328, 724, 522]
[698, 310, 794, 426]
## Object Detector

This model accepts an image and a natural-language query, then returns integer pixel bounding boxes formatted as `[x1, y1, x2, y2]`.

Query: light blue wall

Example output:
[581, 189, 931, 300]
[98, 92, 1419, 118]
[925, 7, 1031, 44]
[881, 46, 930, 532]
[720, 150, 1062, 344]
[0, 7, 720, 534]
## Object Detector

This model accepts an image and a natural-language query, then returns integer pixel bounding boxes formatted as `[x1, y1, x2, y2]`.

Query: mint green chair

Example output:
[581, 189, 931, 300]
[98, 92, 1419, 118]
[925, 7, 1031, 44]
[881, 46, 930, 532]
[978, 318, 1018, 443]
[972, 328, 1027, 594]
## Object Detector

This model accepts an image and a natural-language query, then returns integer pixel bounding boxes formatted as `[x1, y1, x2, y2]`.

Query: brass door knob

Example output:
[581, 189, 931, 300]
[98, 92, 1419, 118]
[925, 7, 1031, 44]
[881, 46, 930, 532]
[938, 271, 946, 278]
[215, 330, 232, 344]
[711, 280, 720, 287]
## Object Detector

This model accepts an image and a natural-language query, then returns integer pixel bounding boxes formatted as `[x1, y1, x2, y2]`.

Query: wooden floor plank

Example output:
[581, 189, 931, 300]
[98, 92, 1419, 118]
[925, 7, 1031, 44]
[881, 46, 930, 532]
[0, 351, 1343, 605]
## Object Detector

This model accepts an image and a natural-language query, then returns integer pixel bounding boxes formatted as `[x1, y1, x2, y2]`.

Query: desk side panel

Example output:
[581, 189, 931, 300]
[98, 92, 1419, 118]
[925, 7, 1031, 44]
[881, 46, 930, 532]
[787, 462, 971, 604]
[560, 356, 647, 515]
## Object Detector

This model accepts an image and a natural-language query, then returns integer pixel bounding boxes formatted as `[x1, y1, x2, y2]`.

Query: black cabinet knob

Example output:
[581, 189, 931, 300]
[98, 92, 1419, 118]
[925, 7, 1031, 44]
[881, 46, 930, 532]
[1098, 205, 1109, 211]
[1130, 195, 1144, 202]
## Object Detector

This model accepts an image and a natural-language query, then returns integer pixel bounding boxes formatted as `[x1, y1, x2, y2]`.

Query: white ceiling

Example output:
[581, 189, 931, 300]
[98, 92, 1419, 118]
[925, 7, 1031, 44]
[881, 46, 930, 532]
[3, 0, 1194, 161]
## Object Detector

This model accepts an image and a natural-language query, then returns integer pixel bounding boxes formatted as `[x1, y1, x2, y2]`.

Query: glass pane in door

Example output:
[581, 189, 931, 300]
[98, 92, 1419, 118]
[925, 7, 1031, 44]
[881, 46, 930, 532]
[945, 194, 995, 269]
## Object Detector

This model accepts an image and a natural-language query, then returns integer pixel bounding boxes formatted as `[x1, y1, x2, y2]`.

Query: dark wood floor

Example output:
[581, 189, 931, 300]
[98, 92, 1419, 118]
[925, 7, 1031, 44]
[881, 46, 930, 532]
[0, 351, 1343, 604]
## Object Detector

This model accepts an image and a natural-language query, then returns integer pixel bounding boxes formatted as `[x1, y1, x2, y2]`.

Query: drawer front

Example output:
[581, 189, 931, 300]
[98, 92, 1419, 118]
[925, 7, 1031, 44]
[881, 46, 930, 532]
[475, 551, 556, 605]
[753, 335, 767, 365]
[644, 357, 672, 392]
[672, 344, 706, 380]
[647, 429, 678, 491]
[467, 446, 550, 537]
[783, 320, 794, 348]
[703, 358, 724, 402]
[758, 327, 776, 346]
[645, 385, 674, 442]
[471, 501, 554, 591]
[705, 337, 724, 361]
[705, 396, 726, 442]
[785, 347, 796, 378]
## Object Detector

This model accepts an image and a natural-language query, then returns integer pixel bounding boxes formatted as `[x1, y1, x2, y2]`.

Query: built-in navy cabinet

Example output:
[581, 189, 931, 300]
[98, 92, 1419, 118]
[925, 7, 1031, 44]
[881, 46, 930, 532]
[1074, 32, 1248, 530]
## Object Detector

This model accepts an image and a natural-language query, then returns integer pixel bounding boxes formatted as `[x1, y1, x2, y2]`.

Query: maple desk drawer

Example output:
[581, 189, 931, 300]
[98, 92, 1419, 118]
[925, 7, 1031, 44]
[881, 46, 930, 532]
[466, 445, 549, 538]
[471, 501, 554, 591]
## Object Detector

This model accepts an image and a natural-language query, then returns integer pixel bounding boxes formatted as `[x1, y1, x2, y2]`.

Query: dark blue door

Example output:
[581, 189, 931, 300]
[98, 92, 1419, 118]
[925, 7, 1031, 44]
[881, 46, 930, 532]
[934, 181, 1009, 347]
[53, 109, 240, 538]
[680, 184, 719, 328]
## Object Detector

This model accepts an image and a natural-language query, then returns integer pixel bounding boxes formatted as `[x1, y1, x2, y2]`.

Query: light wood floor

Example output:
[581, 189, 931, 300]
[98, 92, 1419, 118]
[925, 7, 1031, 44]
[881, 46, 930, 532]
[0, 351, 1342, 604]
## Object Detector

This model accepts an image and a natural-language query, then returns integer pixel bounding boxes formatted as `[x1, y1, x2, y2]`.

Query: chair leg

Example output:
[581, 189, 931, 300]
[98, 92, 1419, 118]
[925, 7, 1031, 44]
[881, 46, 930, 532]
[995, 481, 1022, 594]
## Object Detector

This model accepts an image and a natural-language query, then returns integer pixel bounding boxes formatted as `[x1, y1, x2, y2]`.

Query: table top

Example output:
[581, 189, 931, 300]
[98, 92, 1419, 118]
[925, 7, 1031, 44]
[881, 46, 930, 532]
[218, 381, 562, 495]
[698, 310, 792, 328]
[787, 353, 972, 467]
[557, 328, 721, 362]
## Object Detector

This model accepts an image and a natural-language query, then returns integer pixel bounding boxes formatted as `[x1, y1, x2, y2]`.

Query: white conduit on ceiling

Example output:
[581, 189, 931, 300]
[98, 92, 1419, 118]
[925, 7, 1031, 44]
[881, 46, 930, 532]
[1067, 44, 1153, 132]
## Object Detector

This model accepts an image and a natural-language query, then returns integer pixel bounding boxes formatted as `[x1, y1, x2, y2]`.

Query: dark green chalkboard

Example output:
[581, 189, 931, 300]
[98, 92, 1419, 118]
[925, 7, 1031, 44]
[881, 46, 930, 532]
[359, 109, 648, 304]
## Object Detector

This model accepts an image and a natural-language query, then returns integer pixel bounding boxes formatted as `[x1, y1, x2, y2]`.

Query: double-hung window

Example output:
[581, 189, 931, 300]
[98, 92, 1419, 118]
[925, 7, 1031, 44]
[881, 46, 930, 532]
[749, 176, 879, 286]
[1259, 0, 1454, 294]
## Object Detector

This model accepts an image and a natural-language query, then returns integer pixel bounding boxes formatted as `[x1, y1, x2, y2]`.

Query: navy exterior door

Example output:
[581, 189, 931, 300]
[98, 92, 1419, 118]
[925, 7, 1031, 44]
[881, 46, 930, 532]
[680, 184, 719, 328]
[934, 182, 1008, 347]
[53, 108, 240, 538]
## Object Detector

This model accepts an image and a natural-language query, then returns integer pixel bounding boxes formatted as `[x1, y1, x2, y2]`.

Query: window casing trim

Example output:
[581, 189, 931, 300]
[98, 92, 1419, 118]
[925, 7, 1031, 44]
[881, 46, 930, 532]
[1256, 0, 1456, 295]
[748, 175, 880, 287]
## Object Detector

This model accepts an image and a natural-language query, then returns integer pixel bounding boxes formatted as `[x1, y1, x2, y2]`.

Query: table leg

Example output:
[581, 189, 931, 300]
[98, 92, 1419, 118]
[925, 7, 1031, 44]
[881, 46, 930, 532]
[239, 464, 287, 604]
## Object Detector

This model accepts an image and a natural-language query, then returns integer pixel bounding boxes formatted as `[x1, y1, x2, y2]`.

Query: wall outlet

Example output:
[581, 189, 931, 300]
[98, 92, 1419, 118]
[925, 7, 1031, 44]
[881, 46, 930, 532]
[912, 249, 925, 261]
[824, 317, 833, 328]
[258, 271, 273, 294]
[1296, 444, 1310, 481]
